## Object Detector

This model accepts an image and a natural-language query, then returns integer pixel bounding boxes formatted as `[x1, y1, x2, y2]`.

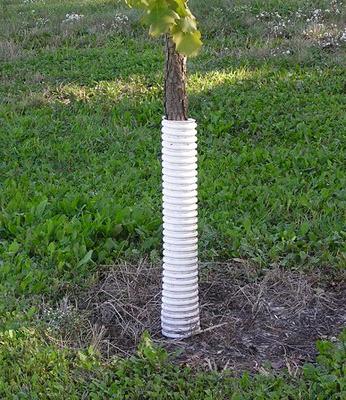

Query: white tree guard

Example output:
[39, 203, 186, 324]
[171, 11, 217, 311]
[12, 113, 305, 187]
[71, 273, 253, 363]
[161, 118, 200, 338]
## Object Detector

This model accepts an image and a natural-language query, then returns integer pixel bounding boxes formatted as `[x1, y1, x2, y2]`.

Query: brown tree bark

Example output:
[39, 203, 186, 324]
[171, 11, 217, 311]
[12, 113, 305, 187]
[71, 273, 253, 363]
[164, 35, 188, 121]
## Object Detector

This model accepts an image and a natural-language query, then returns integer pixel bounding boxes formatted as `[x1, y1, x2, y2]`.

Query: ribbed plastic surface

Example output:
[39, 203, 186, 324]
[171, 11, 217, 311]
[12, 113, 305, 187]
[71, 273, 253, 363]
[161, 118, 200, 338]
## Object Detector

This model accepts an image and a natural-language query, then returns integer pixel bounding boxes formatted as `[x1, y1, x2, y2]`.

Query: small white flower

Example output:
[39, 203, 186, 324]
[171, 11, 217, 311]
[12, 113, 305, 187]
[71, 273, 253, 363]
[110, 13, 129, 30]
[63, 12, 84, 23]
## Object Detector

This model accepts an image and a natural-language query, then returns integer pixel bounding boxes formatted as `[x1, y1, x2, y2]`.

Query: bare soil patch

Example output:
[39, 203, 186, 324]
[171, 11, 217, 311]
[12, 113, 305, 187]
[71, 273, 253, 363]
[75, 261, 345, 373]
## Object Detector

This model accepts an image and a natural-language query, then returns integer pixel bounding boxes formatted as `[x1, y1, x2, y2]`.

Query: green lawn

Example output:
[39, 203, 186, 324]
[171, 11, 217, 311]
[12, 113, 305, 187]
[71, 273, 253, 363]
[0, 0, 345, 397]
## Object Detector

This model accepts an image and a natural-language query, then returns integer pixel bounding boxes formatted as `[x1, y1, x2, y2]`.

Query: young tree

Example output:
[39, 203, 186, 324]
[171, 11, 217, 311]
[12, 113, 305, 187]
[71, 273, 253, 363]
[125, 0, 202, 338]
[125, 1, 201, 117]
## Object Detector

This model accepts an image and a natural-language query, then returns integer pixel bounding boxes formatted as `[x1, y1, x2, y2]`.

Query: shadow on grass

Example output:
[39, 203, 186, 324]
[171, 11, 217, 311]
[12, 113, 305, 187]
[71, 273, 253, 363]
[1, 58, 345, 266]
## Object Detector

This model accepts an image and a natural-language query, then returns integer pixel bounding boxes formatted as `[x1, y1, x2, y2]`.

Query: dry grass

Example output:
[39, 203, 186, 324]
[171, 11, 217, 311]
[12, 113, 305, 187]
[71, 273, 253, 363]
[40, 261, 346, 373]
[0, 39, 23, 61]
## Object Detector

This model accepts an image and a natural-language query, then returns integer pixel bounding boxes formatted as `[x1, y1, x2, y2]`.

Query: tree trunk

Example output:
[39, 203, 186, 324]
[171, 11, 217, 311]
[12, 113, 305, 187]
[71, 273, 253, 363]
[164, 35, 188, 121]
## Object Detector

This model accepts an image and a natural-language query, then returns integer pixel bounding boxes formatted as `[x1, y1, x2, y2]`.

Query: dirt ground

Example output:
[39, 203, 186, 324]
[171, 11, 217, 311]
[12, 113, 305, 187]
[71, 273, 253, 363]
[60, 261, 345, 373]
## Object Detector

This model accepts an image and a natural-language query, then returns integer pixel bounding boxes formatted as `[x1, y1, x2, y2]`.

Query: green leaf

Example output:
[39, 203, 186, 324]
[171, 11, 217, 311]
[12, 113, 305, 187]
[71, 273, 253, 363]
[142, 2, 179, 36]
[300, 222, 310, 236]
[179, 15, 197, 33]
[35, 198, 48, 218]
[172, 29, 202, 57]
[124, 0, 150, 9]
[170, 0, 189, 16]
[8, 241, 20, 255]
[77, 250, 93, 268]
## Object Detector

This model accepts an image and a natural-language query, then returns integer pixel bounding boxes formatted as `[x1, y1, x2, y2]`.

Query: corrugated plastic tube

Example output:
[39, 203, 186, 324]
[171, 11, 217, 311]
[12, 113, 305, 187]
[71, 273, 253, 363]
[161, 118, 201, 339]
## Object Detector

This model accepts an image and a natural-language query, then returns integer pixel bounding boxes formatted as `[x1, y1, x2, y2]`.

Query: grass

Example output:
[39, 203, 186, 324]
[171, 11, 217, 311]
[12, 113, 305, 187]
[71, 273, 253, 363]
[1, 0, 345, 300]
[0, 329, 345, 399]
[0, 0, 345, 397]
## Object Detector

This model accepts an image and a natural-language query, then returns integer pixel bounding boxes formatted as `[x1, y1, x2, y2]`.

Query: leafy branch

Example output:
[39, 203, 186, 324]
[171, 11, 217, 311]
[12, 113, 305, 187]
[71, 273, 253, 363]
[124, 0, 202, 56]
